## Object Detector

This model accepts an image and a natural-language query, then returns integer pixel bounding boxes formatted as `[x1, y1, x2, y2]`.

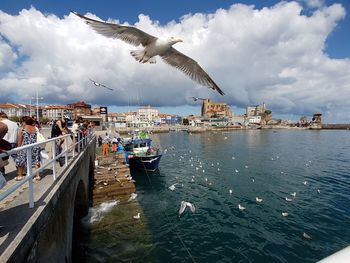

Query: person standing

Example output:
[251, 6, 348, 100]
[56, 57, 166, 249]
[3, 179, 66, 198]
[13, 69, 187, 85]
[15, 117, 41, 181]
[102, 133, 110, 156]
[0, 112, 18, 175]
[0, 112, 18, 150]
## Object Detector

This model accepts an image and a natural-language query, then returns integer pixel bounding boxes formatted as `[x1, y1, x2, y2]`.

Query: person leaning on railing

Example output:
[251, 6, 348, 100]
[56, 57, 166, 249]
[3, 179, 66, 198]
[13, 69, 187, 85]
[15, 116, 41, 181]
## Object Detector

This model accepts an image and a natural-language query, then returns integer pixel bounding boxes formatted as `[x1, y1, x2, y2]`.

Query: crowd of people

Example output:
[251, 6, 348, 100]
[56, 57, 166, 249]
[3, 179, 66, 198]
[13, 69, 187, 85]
[0, 112, 94, 188]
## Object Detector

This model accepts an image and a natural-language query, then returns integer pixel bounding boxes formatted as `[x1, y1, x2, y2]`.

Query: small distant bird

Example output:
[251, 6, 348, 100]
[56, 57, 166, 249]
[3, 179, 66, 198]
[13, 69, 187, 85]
[229, 189, 233, 194]
[245, 165, 249, 169]
[133, 213, 140, 219]
[256, 197, 263, 203]
[303, 181, 308, 185]
[285, 197, 293, 202]
[303, 232, 312, 240]
[89, 78, 113, 90]
[235, 169, 239, 173]
[282, 212, 289, 217]
[238, 204, 246, 211]
[179, 201, 196, 216]
[191, 97, 206, 101]
[168, 183, 178, 191]
[290, 192, 297, 198]
[72, 11, 225, 95]
[128, 193, 138, 202]
[317, 189, 321, 194]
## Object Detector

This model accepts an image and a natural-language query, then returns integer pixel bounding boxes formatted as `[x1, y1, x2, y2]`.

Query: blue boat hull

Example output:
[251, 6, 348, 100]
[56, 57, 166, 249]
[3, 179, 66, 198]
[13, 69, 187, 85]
[128, 154, 162, 172]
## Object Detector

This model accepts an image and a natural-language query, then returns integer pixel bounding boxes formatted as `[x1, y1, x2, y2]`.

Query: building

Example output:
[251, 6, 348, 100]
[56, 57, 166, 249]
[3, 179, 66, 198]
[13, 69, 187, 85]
[201, 99, 232, 118]
[0, 103, 30, 118]
[43, 105, 73, 121]
[67, 101, 92, 118]
[246, 102, 271, 125]
[158, 113, 182, 125]
[137, 105, 159, 122]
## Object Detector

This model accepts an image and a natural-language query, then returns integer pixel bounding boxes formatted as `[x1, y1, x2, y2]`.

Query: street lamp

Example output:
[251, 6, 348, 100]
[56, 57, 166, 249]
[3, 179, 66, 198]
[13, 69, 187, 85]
[32, 88, 43, 121]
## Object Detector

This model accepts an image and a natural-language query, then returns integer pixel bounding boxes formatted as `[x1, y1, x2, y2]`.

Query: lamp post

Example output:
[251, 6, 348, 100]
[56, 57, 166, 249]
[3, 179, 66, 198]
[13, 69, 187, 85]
[34, 89, 43, 121]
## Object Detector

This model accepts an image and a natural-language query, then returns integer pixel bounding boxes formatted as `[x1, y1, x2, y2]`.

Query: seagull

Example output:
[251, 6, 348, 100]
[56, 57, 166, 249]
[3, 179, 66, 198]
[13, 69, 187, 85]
[282, 212, 289, 217]
[191, 97, 206, 101]
[229, 189, 233, 194]
[133, 213, 140, 219]
[290, 192, 296, 198]
[89, 78, 113, 91]
[317, 189, 321, 194]
[72, 11, 225, 95]
[285, 197, 293, 202]
[303, 232, 312, 240]
[238, 204, 246, 211]
[179, 201, 196, 216]
[303, 181, 308, 185]
[168, 183, 178, 191]
[256, 197, 263, 203]
[128, 193, 138, 202]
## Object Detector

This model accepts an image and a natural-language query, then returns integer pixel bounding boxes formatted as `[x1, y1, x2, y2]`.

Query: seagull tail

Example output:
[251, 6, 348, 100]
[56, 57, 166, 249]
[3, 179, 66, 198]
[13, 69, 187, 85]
[130, 50, 156, 64]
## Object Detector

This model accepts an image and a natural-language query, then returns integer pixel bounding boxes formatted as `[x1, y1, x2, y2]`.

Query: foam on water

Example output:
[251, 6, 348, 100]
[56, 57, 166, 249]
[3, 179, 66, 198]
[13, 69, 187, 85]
[81, 200, 119, 225]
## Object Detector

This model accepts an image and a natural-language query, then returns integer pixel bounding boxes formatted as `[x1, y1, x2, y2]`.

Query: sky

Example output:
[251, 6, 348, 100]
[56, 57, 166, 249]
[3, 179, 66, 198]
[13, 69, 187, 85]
[0, 0, 349, 122]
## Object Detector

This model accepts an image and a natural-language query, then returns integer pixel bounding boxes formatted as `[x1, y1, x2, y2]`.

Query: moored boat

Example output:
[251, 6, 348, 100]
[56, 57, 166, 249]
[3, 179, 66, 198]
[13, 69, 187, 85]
[124, 131, 162, 171]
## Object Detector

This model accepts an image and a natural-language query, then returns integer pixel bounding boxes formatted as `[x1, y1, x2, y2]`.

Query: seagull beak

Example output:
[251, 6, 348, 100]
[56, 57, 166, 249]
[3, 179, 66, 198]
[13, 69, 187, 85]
[177, 38, 183, 43]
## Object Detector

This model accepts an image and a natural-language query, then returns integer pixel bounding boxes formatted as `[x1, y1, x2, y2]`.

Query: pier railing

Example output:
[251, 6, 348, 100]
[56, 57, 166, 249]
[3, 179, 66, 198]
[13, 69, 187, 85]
[0, 130, 95, 208]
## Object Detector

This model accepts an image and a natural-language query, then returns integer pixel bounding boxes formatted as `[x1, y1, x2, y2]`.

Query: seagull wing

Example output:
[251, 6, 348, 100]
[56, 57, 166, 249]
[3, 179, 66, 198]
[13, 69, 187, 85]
[100, 84, 114, 91]
[72, 11, 157, 47]
[179, 201, 187, 215]
[188, 203, 196, 213]
[161, 47, 225, 95]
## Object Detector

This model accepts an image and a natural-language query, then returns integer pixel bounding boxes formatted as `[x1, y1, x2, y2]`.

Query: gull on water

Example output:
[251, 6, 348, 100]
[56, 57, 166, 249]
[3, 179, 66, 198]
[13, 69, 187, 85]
[256, 197, 263, 203]
[128, 193, 138, 202]
[238, 204, 246, 211]
[303, 232, 312, 240]
[168, 183, 178, 191]
[303, 181, 308, 185]
[133, 213, 140, 219]
[285, 197, 293, 202]
[179, 201, 196, 216]
[282, 212, 289, 217]
[235, 169, 239, 173]
[317, 189, 321, 194]
[290, 192, 296, 197]
[229, 189, 233, 194]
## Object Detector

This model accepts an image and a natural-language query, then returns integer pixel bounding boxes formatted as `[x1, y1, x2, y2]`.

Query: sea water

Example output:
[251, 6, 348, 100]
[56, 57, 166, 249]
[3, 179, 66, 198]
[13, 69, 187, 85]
[81, 130, 350, 262]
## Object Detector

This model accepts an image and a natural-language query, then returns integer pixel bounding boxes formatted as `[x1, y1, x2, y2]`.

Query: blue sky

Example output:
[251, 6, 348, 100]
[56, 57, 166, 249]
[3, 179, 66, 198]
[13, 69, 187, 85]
[0, 0, 349, 122]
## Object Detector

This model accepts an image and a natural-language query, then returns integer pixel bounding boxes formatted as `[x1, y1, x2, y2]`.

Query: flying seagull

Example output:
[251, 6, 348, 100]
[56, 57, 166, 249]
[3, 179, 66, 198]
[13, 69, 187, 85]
[191, 97, 206, 101]
[179, 201, 196, 216]
[72, 11, 225, 95]
[89, 78, 113, 91]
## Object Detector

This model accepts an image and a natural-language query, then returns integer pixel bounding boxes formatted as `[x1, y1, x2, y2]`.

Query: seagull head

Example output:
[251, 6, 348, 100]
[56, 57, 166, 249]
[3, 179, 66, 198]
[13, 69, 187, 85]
[168, 37, 183, 46]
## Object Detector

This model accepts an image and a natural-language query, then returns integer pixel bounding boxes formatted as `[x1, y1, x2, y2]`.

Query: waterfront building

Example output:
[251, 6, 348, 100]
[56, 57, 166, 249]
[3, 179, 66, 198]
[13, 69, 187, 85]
[246, 102, 272, 125]
[159, 113, 182, 125]
[67, 101, 92, 118]
[0, 103, 30, 118]
[137, 105, 159, 122]
[43, 105, 73, 121]
[201, 99, 232, 118]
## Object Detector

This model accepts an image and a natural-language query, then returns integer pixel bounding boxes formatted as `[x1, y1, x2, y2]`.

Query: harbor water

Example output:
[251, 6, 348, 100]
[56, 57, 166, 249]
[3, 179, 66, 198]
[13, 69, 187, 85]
[81, 130, 350, 262]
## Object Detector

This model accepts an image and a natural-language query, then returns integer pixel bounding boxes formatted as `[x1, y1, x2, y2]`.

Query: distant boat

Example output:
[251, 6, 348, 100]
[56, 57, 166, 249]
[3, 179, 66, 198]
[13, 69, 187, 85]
[124, 132, 162, 172]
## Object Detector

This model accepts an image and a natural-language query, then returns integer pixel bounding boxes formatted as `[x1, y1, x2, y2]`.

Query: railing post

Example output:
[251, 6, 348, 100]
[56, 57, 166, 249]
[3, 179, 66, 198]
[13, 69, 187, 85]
[64, 138, 68, 167]
[78, 132, 81, 153]
[52, 140, 56, 180]
[26, 148, 34, 208]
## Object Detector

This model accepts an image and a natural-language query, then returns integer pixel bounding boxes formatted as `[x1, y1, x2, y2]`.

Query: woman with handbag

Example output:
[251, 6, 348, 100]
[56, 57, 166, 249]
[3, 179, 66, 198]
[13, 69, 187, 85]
[15, 116, 41, 181]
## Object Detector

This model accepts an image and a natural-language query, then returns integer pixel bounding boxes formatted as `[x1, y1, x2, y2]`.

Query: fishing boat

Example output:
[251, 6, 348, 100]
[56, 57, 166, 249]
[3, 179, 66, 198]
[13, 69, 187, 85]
[124, 131, 162, 172]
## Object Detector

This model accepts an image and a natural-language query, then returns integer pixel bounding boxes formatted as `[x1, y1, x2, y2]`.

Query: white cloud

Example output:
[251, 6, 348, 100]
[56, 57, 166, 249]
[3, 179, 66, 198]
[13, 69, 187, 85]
[0, 2, 349, 122]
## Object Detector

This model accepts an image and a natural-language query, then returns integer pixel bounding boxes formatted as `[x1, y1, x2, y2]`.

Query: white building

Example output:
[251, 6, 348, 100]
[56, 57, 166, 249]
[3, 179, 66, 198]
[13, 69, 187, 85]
[248, 116, 262, 124]
[43, 105, 73, 120]
[137, 105, 159, 122]
[0, 103, 30, 118]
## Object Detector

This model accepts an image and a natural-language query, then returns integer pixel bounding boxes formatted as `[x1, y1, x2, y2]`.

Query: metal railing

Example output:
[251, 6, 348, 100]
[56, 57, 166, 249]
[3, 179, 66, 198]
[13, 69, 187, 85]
[0, 130, 95, 208]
